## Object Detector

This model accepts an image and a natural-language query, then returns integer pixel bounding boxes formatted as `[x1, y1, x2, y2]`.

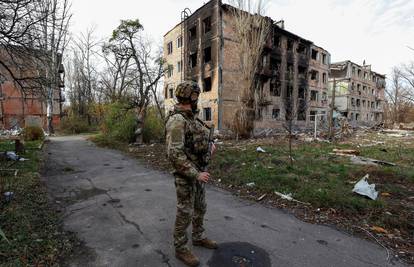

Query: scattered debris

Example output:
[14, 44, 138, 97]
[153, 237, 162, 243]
[5, 151, 19, 161]
[337, 154, 397, 167]
[256, 147, 266, 153]
[257, 194, 267, 201]
[352, 174, 378, 200]
[274, 191, 310, 205]
[246, 182, 255, 187]
[333, 149, 360, 156]
[381, 192, 391, 197]
[371, 226, 388, 234]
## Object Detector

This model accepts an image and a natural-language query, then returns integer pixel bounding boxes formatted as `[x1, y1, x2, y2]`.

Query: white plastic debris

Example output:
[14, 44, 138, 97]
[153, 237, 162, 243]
[256, 147, 266, 153]
[275, 191, 293, 201]
[352, 174, 378, 200]
[5, 151, 19, 161]
[246, 182, 255, 187]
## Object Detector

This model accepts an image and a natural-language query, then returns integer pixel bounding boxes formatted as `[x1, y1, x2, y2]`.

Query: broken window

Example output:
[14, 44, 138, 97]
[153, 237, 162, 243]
[190, 52, 197, 68]
[287, 39, 294, 51]
[322, 73, 327, 84]
[189, 26, 197, 41]
[298, 87, 306, 99]
[270, 80, 281, 96]
[203, 107, 212, 121]
[322, 53, 327, 64]
[310, 111, 317, 121]
[357, 69, 362, 77]
[356, 99, 361, 107]
[204, 77, 212, 92]
[204, 46, 212, 63]
[177, 61, 182, 72]
[362, 100, 366, 107]
[356, 113, 360, 121]
[167, 41, 173, 55]
[310, 70, 319, 81]
[351, 98, 355, 106]
[298, 66, 307, 79]
[311, 49, 318, 60]
[322, 92, 327, 101]
[352, 67, 356, 76]
[297, 99, 307, 121]
[177, 36, 183, 48]
[167, 66, 173, 78]
[297, 43, 307, 55]
[203, 16, 212, 34]
[311, 90, 318, 101]
[272, 108, 280, 119]
[274, 34, 281, 47]
[169, 87, 174, 99]
[351, 82, 355, 91]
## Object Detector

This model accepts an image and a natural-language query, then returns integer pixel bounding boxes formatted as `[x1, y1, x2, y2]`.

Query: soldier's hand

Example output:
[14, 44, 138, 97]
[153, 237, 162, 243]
[197, 172, 210, 183]
[211, 143, 217, 155]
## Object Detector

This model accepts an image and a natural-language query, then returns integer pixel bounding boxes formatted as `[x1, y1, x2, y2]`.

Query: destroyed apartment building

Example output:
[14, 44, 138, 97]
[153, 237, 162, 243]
[0, 47, 65, 131]
[329, 61, 386, 125]
[163, 0, 331, 133]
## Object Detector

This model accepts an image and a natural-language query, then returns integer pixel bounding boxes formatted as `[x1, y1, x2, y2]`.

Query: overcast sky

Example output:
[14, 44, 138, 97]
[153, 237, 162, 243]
[70, 0, 414, 77]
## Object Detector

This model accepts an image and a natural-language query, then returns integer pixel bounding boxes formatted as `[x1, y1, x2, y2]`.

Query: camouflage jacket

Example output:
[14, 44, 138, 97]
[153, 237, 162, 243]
[165, 106, 210, 180]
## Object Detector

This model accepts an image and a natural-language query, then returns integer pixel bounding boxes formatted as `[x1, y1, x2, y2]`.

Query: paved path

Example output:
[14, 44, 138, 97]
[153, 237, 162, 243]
[42, 136, 403, 267]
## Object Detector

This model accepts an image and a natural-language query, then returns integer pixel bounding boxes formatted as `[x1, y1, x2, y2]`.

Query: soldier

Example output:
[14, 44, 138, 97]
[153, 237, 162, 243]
[165, 81, 218, 267]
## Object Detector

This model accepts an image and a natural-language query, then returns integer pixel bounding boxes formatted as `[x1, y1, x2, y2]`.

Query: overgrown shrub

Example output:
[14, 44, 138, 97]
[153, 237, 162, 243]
[100, 102, 136, 143]
[60, 116, 91, 134]
[142, 107, 165, 143]
[22, 126, 44, 141]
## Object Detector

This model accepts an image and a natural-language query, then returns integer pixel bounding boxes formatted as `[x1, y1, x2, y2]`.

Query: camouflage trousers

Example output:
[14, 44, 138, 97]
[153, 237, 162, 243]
[174, 175, 206, 252]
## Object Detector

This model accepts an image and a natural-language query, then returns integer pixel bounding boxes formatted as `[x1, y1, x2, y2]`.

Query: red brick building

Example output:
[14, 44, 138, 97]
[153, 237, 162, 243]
[0, 48, 65, 130]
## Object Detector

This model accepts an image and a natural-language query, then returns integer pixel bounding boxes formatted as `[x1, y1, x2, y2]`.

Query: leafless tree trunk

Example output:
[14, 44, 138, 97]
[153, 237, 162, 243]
[228, 0, 272, 138]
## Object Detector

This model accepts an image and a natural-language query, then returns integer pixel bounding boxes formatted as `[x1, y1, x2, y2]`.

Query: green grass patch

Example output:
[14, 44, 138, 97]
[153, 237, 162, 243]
[210, 139, 413, 219]
[0, 140, 73, 265]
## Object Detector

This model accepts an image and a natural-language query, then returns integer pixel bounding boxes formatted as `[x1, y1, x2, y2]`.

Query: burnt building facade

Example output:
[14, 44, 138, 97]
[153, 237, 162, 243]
[329, 61, 385, 124]
[163, 0, 331, 132]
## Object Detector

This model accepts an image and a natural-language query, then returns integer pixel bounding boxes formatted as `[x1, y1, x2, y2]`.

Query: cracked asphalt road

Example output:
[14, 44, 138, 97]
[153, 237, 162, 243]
[42, 136, 405, 267]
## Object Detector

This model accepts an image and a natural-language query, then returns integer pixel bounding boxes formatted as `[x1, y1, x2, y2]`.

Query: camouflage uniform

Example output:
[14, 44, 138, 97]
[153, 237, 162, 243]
[165, 82, 210, 253]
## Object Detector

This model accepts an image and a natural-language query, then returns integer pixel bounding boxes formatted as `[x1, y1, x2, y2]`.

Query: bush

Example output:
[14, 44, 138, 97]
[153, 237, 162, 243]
[100, 102, 136, 143]
[60, 116, 92, 134]
[142, 107, 165, 143]
[22, 126, 44, 141]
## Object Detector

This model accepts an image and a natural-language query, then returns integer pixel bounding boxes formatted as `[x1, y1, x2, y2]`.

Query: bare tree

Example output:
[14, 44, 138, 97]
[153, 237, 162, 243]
[66, 27, 100, 124]
[228, 0, 272, 138]
[0, 0, 72, 132]
[385, 66, 414, 124]
[102, 19, 167, 142]
[399, 62, 414, 102]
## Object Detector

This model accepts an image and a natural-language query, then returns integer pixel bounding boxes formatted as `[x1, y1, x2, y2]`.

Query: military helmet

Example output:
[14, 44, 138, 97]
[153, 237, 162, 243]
[175, 81, 200, 104]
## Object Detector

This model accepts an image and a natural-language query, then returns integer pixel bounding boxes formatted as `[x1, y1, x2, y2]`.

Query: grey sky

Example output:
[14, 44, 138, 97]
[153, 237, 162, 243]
[70, 0, 414, 77]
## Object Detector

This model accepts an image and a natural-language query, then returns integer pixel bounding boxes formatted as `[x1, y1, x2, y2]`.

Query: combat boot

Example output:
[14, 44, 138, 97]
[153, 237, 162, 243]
[175, 248, 200, 267]
[193, 238, 218, 249]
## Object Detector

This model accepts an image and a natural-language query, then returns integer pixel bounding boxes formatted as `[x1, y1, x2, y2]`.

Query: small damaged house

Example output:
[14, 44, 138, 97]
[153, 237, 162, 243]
[163, 0, 331, 134]
[0, 47, 65, 131]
